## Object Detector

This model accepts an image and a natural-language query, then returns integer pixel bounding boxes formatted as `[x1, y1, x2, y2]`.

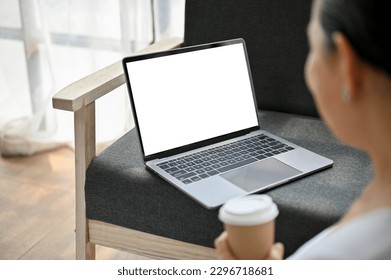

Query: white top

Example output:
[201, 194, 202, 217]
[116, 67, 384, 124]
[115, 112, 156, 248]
[288, 208, 391, 259]
[219, 195, 279, 226]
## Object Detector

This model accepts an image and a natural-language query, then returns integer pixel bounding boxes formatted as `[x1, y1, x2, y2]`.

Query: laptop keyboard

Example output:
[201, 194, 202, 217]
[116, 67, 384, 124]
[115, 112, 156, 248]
[157, 134, 295, 184]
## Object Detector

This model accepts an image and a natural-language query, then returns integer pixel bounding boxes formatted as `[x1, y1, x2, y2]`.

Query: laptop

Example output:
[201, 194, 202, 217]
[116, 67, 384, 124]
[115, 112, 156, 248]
[122, 38, 333, 209]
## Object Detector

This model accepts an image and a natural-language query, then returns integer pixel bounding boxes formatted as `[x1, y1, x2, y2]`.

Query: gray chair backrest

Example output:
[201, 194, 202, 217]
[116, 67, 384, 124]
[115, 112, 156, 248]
[184, 0, 318, 117]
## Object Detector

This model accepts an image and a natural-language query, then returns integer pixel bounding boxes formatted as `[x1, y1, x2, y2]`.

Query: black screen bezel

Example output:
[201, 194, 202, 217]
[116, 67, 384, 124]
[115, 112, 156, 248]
[122, 38, 260, 161]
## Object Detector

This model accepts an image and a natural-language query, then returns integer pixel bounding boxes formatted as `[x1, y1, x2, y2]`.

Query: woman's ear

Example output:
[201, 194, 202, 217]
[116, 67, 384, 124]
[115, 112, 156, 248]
[332, 32, 366, 99]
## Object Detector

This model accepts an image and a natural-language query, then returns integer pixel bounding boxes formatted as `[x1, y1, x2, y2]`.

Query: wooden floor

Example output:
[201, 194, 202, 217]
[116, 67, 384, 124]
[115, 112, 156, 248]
[0, 147, 150, 260]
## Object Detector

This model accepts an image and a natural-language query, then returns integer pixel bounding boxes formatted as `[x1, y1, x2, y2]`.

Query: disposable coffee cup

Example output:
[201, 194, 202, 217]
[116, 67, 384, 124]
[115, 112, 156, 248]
[218, 195, 279, 259]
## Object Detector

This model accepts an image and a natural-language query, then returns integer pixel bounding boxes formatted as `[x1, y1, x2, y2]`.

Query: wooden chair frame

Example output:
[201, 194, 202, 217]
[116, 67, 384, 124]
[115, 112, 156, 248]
[53, 38, 216, 260]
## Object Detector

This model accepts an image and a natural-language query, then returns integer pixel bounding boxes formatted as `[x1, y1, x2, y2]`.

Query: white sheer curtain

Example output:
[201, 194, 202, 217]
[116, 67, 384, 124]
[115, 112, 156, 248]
[0, 0, 185, 156]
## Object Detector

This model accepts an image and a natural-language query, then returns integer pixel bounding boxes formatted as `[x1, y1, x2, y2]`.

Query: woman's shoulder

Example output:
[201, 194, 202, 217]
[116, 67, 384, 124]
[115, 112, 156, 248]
[348, 207, 391, 225]
[288, 208, 391, 260]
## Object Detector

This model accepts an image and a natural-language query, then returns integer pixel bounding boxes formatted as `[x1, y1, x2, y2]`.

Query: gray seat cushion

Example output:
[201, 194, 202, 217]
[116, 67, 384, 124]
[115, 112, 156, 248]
[85, 110, 372, 257]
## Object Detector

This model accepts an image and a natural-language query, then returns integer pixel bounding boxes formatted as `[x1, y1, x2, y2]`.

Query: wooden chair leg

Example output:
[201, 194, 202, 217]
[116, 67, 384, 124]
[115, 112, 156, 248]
[74, 103, 96, 259]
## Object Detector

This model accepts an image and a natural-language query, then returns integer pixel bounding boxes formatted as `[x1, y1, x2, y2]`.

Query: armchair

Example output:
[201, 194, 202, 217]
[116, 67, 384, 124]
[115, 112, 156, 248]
[53, 0, 372, 260]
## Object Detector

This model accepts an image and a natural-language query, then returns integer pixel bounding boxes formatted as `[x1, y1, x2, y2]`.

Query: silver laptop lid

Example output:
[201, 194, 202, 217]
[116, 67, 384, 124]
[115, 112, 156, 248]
[123, 39, 260, 161]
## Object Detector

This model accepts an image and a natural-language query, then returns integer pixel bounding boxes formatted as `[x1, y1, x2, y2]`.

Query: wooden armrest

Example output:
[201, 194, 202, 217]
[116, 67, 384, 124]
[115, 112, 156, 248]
[52, 37, 183, 112]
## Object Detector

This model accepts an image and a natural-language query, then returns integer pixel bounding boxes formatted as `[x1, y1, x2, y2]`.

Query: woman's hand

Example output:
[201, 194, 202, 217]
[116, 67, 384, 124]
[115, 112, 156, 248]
[214, 231, 237, 260]
[214, 231, 285, 260]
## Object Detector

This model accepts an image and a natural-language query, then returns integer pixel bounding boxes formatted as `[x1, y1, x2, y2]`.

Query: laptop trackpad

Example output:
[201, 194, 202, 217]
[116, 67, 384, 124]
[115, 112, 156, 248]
[221, 158, 302, 192]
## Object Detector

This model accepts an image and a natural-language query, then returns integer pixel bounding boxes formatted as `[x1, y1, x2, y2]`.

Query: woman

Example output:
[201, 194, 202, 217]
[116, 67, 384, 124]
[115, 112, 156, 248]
[215, 0, 391, 259]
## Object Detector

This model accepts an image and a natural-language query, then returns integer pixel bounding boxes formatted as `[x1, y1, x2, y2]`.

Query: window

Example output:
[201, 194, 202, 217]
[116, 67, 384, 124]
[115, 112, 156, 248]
[0, 0, 184, 156]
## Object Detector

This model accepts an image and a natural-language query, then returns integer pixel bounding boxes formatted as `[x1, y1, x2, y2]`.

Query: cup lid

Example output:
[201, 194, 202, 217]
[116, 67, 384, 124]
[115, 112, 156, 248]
[218, 195, 279, 226]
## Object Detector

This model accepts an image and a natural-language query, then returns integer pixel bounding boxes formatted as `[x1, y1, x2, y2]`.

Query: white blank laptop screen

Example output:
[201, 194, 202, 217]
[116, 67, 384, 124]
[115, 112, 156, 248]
[125, 43, 259, 157]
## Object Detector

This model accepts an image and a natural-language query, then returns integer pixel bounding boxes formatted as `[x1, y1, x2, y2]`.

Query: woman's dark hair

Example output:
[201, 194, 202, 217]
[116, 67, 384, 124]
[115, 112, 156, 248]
[319, 0, 391, 76]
